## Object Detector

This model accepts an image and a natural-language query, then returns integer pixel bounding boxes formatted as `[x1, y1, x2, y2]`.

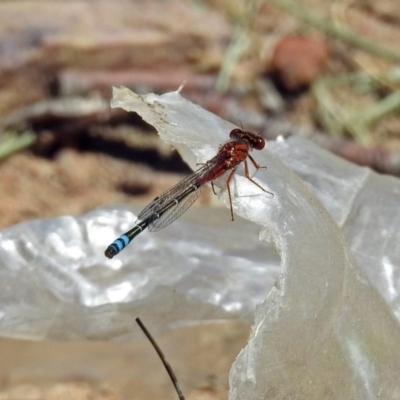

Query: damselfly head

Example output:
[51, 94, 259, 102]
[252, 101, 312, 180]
[229, 128, 265, 150]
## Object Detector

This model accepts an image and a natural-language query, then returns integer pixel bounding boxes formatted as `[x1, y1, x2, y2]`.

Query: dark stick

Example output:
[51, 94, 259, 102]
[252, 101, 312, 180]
[136, 317, 186, 400]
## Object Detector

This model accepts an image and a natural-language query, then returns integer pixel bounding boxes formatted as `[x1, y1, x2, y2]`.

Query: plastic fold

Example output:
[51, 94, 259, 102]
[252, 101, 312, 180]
[0, 86, 399, 399]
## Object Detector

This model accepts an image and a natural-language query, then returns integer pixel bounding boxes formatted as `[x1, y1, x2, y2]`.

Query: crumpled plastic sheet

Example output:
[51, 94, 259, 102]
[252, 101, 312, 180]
[0, 86, 400, 399]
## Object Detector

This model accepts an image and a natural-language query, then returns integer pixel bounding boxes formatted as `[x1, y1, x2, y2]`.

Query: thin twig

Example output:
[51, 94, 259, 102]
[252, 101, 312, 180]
[136, 317, 185, 400]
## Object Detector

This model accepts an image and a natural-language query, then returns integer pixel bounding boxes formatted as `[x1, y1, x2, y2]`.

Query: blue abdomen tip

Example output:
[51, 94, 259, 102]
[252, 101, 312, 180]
[104, 235, 130, 259]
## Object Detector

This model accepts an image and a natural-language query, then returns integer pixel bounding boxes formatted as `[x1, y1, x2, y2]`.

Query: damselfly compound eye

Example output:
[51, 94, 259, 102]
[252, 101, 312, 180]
[254, 136, 265, 150]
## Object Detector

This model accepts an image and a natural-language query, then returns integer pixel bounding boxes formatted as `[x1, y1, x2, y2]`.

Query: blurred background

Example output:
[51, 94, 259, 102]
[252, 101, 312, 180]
[1, 0, 400, 399]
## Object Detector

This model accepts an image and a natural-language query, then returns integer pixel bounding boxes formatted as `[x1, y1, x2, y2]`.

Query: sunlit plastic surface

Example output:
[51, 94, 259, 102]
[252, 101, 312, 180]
[0, 87, 399, 398]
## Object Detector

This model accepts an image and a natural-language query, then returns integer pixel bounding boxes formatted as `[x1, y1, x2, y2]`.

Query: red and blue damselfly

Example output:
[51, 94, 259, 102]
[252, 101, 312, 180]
[105, 128, 272, 259]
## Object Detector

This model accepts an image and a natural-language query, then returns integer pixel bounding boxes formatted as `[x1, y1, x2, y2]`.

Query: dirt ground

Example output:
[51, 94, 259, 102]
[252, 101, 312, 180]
[1, 0, 400, 399]
[0, 320, 250, 400]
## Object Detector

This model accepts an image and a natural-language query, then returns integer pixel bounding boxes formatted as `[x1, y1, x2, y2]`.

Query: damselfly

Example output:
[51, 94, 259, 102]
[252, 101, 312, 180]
[105, 128, 273, 258]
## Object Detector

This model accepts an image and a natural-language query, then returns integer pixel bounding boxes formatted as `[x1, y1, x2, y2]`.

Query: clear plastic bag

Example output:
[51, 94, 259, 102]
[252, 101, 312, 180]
[1, 87, 399, 399]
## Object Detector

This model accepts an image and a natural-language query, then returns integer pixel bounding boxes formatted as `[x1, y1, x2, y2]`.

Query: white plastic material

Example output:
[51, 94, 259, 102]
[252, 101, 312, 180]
[0, 87, 399, 399]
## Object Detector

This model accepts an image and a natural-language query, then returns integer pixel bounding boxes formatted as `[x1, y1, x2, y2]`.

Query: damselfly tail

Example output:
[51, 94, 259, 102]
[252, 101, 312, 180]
[105, 220, 148, 259]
